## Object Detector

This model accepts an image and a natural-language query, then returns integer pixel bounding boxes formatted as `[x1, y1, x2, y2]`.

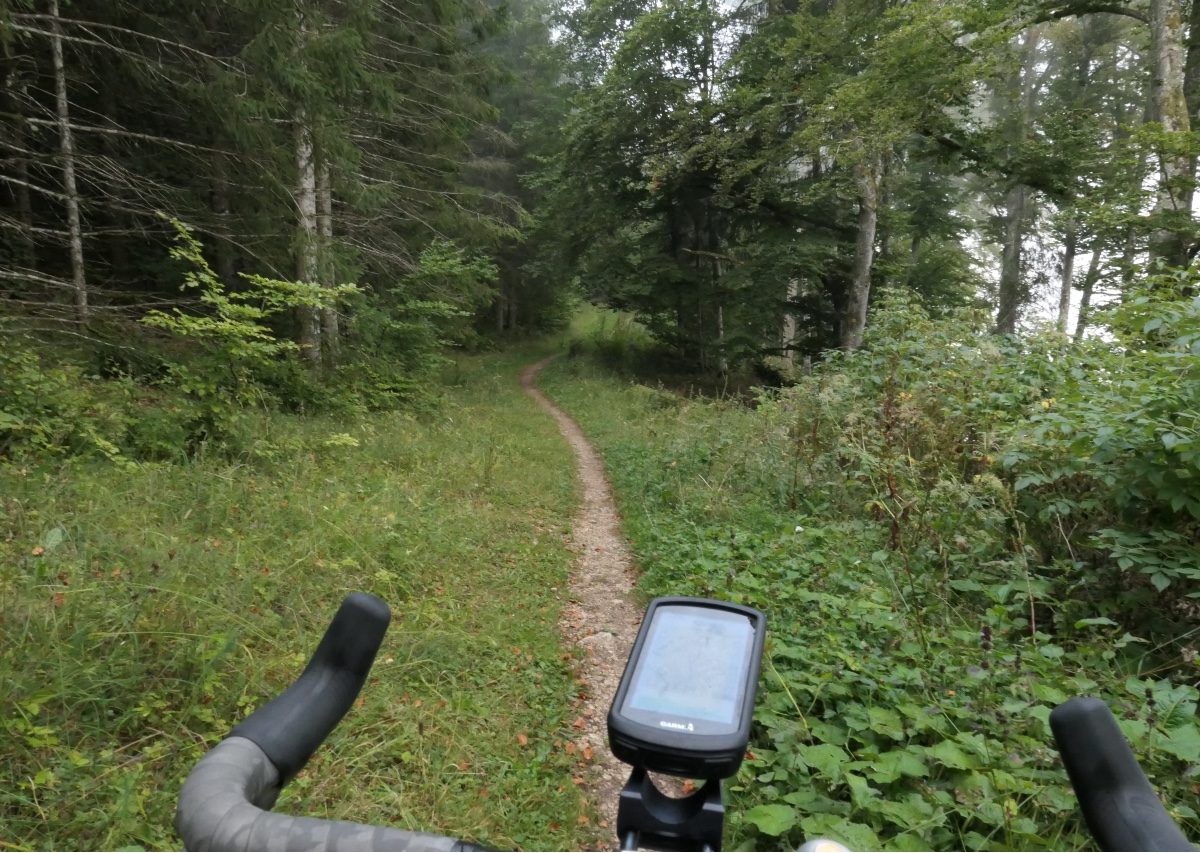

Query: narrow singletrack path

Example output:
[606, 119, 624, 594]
[521, 356, 643, 836]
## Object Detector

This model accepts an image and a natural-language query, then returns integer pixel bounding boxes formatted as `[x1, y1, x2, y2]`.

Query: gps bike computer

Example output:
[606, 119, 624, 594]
[608, 596, 766, 780]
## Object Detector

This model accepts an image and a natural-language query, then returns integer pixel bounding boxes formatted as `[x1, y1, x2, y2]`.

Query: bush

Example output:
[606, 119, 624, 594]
[540, 288, 1200, 850]
[0, 343, 129, 461]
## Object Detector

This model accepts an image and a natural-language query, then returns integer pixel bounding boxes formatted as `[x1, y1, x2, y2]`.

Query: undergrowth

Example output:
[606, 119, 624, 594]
[0, 347, 599, 851]
[539, 292, 1200, 851]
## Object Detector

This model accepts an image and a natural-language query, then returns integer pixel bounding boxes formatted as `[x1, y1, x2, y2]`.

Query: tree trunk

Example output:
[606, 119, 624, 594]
[715, 300, 727, 374]
[294, 107, 321, 367]
[782, 278, 799, 366]
[706, 205, 728, 374]
[1148, 0, 1191, 268]
[49, 0, 88, 325]
[1185, 0, 1200, 121]
[495, 283, 507, 333]
[317, 155, 339, 368]
[875, 156, 893, 286]
[841, 154, 881, 351]
[995, 28, 1041, 335]
[906, 232, 922, 287]
[1182, 0, 1200, 203]
[996, 184, 1027, 335]
[1057, 220, 1077, 333]
[1074, 239, 1103, 342]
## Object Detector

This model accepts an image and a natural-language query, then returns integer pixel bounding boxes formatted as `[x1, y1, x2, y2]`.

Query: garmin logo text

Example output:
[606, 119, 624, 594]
[658, 720, 695, 732]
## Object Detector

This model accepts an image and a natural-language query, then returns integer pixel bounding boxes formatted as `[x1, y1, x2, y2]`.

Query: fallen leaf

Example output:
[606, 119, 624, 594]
[51, 593, 65, 607]
[572, 716, 586, 730]
[31, 546, 44, 556]
[582, 745, 593, 761]
[681, 780, 697, 795]
[576, 815, 590, 826]
[745, 750, 758, 761]
[572, 776, 585, 786]
[565, 742, 577, 755]
[516, 733, 529, 747]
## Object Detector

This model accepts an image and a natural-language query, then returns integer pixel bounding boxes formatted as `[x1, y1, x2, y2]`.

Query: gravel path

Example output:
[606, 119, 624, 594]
[520, 356, 644, 841]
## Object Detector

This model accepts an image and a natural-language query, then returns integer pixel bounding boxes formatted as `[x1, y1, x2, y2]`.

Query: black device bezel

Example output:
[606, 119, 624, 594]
[607, 596, 766, 780]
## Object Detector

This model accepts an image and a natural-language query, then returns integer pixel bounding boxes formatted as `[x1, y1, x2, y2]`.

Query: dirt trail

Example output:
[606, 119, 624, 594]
[520, 356, 643, 838]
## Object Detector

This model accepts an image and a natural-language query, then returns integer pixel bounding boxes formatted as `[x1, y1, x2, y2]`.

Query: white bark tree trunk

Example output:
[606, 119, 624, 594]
[49, 0, 87, 325]
[1057, 220, 1077, 334]
[294, 107, 321, 368]
[841, 154, 882, 351]
[1149, 0, 1191, 267]
[1074, 241, 1103, 342]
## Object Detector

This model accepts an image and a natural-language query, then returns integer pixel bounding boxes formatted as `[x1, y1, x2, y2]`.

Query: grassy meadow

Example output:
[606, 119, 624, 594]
[0, 345, 601, 851]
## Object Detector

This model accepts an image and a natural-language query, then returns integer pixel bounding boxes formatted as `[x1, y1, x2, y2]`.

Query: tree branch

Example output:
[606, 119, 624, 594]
[1028, 2, 1149, 25]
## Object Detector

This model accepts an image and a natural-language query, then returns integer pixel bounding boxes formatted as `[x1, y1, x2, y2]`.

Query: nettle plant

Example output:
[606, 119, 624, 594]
[586, 292, 1200, 849]
[1005, 268, 1200, 640]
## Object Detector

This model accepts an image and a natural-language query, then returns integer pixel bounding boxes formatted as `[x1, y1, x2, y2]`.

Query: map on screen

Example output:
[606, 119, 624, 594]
[624, 606, 753, 727]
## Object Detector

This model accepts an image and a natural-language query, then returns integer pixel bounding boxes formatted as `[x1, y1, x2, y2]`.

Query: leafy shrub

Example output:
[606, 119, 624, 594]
[541, 290, 1200, 850]
[0, 342, 129, 461]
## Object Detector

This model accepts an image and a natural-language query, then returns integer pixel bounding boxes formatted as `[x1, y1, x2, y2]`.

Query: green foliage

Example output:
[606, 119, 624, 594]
[1002, 269, 1200, 610]
[541, 0, 995, 371]
[541, 292, 1200, 850]
[0, 342, 129, 462]
[1, 224, 463, 463]
[565, 306, 658, 373]
[405, 240, 498, 312]
[143, 218, 355, 393]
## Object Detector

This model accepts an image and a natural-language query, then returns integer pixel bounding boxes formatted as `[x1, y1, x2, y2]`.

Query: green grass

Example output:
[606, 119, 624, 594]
[0, 344, 601, 851]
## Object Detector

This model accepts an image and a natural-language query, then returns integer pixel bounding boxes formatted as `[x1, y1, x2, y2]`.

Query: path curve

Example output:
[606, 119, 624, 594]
[521, 356, 643, 839]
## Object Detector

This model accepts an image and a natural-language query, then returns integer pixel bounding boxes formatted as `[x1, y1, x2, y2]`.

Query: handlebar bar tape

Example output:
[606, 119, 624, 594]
[175, 736, 481, 851]
[230, 592, 391, 783]
[1050, 697, 1193, 852]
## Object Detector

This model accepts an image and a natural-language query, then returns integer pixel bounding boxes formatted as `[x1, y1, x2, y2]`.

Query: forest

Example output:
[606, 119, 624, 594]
[2, 0, 1200, 849]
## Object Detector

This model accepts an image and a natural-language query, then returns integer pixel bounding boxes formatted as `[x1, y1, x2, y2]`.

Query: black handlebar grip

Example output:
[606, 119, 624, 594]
[1050, 697, 1193, 851]
[231, 592, 391, 783]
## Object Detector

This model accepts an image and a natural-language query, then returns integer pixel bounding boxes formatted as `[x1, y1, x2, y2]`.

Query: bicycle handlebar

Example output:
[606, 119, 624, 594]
[176, 594, 1194, 852]
[231, 591, 390, 784]
[1050, 697, 1192, 852]
[174, 592, 481, 852]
